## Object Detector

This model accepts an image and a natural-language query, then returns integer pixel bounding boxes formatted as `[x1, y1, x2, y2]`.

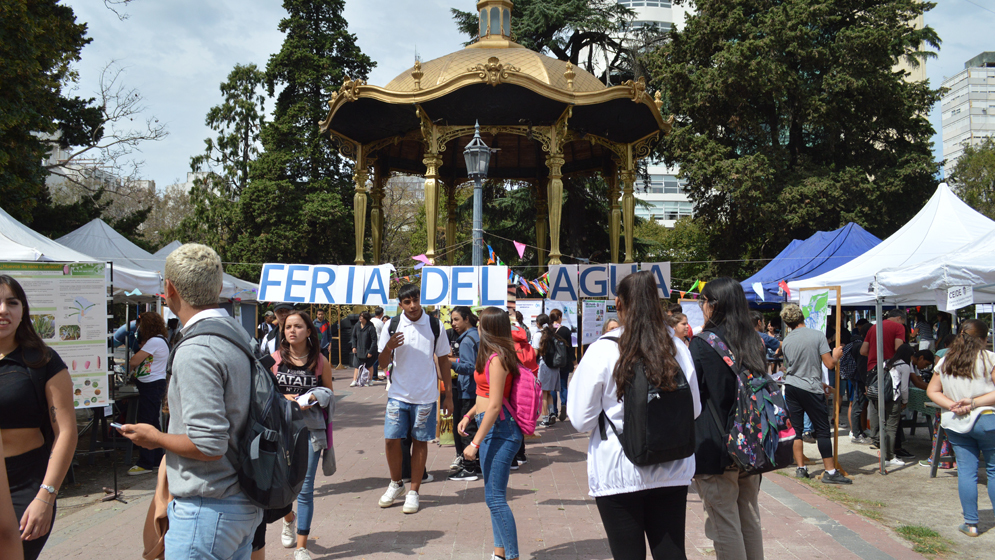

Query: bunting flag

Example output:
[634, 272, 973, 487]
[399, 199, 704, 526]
[777, 280, 791, 299]
[412, 254, 432, 265]
[752, 282, 765, 302]
[414, 262, 425, 270]
[687, 279, 700, 293]
[513, 240, 527, 258]
[679, 291, 686, 298]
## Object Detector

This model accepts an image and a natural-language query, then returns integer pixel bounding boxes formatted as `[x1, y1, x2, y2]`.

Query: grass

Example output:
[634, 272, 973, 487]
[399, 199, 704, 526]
[777, 471, 885, 520]
[896, 525, 950, 556]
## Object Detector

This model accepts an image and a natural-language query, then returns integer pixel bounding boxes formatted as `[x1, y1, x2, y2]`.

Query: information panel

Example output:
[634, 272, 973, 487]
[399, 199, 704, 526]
[1, 262, 109, 409]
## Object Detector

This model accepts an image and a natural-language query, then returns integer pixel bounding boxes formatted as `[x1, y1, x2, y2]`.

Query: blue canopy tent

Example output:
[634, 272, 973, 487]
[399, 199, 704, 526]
[742, 223, 881, 307]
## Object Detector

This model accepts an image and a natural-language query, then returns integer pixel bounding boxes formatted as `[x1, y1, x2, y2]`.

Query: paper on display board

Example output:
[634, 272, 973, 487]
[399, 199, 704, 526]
[516, 299, 543, 334]
[1, 262, 110, 409]
[582, 300, 606, 345]
[799, 289, 831, 333]
[679, 299, 705, 334]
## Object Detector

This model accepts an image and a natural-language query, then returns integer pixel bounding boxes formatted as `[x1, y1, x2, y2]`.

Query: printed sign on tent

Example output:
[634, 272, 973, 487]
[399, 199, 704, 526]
[941, 285, 974, 312]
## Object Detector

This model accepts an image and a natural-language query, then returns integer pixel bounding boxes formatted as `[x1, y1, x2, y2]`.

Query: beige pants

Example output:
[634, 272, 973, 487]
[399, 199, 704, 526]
[692, 469, 764, 560]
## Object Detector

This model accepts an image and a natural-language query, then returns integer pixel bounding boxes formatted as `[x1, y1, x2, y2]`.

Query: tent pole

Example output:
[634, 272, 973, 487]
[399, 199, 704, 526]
[833, 287, 846, 476]
[875, 288, 886, 475]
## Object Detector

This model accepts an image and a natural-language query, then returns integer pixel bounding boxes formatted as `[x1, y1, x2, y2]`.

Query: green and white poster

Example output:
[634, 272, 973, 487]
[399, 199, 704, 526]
[1, 262, 109, 409]
[799, 289, 831, 334]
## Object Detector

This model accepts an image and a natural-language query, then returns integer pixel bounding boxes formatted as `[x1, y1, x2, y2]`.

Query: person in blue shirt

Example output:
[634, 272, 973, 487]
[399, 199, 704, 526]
[448, 306, 481, 481]
[751, 311, 780, 369]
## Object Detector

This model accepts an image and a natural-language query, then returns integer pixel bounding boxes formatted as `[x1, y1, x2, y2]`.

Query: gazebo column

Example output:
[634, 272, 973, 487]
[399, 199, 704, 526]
[444, 180, 457, 266]
[353, 147, 369, 265]
[423, 152, 442, 263]
[545, 153, 565, 265]
[620, 145, 636, 264]
[607, 167, 621, 264]
[370, 159, 388, 265]
[534, 181, 548, 271]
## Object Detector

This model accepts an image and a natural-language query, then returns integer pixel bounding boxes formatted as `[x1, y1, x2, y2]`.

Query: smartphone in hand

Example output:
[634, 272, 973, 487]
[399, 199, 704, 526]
[110, 422, 125, 430]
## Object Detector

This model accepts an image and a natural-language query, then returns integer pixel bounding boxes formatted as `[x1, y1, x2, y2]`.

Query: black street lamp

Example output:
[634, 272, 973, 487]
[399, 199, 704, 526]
[463, 121, 492, 267]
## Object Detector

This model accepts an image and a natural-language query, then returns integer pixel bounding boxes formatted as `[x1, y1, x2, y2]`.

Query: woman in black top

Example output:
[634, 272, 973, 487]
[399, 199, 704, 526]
[548, 308, 574, 421]
[0, 275, 77, 560]
[350, 311, 378, 387]
[688, 277, 766, 560]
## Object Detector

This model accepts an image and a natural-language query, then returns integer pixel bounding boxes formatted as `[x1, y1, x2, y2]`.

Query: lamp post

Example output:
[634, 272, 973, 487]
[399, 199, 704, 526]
[463, 121, 492, 267]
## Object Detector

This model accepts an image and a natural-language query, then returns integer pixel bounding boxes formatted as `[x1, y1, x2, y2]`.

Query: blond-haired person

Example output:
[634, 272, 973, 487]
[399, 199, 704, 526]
[117, 244, 263, 559]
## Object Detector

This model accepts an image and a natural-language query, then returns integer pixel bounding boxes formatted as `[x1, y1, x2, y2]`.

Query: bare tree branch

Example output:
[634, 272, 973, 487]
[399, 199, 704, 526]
[103, 0, 134, 21]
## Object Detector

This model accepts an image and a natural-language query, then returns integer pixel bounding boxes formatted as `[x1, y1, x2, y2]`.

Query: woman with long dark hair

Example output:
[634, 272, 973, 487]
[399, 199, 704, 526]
[0, 275, 77, 560]
[569, 271, 700, 559]
[532, 314, 560, 427]
[926, 319, 995, 537]
[252, 310, 333, 560]
[350, 311, 378, 387]
[457, 307, 523, 560]
[689, 277, 769, 559]
[127, 312, 171, 476]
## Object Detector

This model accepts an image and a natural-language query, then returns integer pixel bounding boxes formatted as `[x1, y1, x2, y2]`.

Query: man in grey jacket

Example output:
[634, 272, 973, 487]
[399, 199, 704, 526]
[118, 243, 262, 559]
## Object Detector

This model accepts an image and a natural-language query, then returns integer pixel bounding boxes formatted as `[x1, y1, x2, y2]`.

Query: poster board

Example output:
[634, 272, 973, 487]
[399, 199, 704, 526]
[799, 289, 831, 333]
[517, 299, 543, 334]
[544, 300, 578, 346]
[1, 262, 109, 409]
[679, 299, 705, 334]
[582, 300, 606, 345]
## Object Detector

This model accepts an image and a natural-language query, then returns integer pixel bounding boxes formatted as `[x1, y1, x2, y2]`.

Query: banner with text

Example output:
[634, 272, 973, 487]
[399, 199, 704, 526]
[546, 263, 671, 301]
[258, 264, 510, 307]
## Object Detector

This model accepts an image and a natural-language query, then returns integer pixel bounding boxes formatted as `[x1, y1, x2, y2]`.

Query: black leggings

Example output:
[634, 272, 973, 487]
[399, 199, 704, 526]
[595, 486, 688, 560]
[785, 385, 834, 459]
[6, 446, 54, 560]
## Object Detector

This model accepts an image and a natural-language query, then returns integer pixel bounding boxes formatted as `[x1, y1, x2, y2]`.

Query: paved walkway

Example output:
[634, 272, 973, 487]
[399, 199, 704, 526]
[42, 371, 927, 560]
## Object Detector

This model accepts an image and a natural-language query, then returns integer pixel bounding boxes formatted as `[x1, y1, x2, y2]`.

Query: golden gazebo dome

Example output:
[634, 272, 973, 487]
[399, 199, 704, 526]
[322, 0, 670, 267]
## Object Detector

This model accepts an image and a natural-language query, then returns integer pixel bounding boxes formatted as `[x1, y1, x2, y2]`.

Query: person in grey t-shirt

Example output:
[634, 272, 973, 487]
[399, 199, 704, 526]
[780, 304, 849, 484]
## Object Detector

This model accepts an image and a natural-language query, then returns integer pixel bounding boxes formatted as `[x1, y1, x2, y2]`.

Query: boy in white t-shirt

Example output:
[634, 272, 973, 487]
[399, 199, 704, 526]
[376, 284, 452, 514]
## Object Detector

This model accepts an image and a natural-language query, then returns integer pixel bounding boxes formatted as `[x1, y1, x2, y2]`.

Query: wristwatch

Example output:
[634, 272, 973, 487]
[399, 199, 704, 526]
[40, 484, 56, 495]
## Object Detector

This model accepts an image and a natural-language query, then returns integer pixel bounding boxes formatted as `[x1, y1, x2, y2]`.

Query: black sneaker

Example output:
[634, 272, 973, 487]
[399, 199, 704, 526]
[547, 414, 556, 426]
[510, 458, 520, 471]
[558, 409, 567, 422]
[538, 418, 550, 428]
[448, 468, 479, 481]
[795, 467, 810, 479]
[895, 448, 915, 460]
[802, 432, 816, 444]
[822, 470, 852, 485]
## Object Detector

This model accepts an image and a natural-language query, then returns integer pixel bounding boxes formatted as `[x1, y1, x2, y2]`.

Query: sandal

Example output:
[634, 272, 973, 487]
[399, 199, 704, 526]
[959, 523, 980, 537]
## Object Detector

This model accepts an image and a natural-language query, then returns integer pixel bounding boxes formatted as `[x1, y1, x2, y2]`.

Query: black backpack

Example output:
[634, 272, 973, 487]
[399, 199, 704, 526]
[597, 336, 696, 466]
[167, 318, 310, 509]
[866, 363, 895, 402]
[543, 334, 569, 369]
[387, 314, 442, 345]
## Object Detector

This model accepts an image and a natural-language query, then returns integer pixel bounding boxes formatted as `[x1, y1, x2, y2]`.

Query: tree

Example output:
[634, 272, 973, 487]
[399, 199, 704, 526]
[0, 0, 91, 221]
[451, 0, 639, 84]
[951, 138, 995, 220]
[650, 0, 942, 278]
[219, 0, 375, 278]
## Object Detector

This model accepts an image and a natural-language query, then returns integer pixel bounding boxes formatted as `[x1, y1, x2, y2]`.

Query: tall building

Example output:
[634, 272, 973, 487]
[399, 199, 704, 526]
[942, 52, 995, 178]
[618, 0, 694, 227]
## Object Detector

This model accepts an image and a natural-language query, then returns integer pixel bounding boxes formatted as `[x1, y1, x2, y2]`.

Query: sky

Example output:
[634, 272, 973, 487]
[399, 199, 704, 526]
[63, 0, 994, 188]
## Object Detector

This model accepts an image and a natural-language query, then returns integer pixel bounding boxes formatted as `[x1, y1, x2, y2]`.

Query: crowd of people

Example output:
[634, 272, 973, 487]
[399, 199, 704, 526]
[3, 250, 995, 560]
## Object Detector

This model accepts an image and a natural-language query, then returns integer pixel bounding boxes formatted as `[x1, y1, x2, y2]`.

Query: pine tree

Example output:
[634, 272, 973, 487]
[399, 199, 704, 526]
[650, 0, 942, 277]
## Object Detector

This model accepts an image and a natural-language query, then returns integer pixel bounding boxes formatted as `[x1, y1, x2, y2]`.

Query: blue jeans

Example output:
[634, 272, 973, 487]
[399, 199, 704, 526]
[945, 413, 995, 524]
[551, 367, 570, 416]
[297, 445, 322, 535]
[384, 399, 437, 441]
[166, 492, 262, 560]
[476, 411, 523, 559]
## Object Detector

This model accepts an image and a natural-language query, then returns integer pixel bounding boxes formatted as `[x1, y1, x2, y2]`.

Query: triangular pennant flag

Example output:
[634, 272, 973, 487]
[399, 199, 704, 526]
[777, 280, 791, 299]
[412, 254, 431, 265]
[679, 291, 686, 298]
[513, 241, 527, 258]
[752, 282, 765, 302]
[688, 280, 700, 293]
[414, 262, 425, 270]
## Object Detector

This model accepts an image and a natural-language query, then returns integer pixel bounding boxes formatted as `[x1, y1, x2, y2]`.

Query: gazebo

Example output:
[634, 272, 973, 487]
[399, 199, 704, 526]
[320, 0, 670, 267]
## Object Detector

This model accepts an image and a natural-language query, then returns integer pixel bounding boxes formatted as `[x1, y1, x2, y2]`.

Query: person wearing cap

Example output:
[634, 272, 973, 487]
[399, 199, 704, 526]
[260, 303, 293, 356]
[258, 311, 275, 339]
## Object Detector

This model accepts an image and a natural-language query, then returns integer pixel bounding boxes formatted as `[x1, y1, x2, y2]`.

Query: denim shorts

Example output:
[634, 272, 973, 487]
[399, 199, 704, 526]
[384, 398, 437, 441]
[165, 492, 262, 560]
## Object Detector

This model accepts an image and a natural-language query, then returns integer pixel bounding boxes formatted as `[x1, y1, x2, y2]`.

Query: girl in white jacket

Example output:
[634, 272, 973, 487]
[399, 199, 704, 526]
[568, 271, 701, 559]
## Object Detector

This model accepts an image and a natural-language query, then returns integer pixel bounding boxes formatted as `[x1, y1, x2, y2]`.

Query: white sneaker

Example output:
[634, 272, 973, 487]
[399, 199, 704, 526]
[294, 548, 311, 560]
[886, 457, 908, 468]
[378, 481, 405, 507]
[349, 380, 357, 387]
[281, 512, 296, 548]
[450, 455, 463, 470]
[402, 490, 419, 514]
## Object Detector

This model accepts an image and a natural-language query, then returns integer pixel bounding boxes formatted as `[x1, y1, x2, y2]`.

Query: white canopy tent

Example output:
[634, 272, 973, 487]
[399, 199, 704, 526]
[152, 239, 257, 303]
[0, 207, 160, 300]
[788, 183, 995, 306]
[875, 227, 995, 306]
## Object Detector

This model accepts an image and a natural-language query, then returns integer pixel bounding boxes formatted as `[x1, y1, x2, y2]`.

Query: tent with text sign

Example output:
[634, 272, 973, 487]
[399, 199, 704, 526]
[875, 227, 995, 308]
[787, 184, 995, 305]
[742, 223, 881, 307]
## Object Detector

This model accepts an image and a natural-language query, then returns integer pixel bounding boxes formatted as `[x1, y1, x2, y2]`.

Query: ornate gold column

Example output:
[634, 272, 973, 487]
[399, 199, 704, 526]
[423, 153, 442, 263]
[370, 159, 388, 265]
[444, 180, 458, 266]
[353, 145, 369, 265]
[620, 144, 636, 264]
[534, 181, 548, 271]
[606, 164, 621, 264]
[545, 153, 565, 265]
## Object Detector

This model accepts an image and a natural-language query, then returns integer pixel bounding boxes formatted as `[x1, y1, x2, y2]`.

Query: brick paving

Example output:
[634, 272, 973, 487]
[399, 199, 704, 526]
[41, 370, 926, 559]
